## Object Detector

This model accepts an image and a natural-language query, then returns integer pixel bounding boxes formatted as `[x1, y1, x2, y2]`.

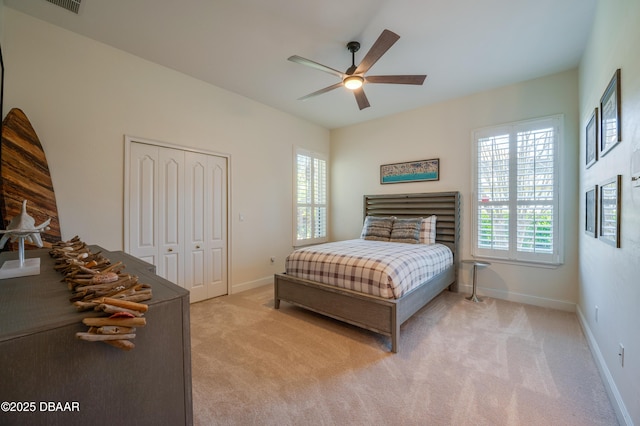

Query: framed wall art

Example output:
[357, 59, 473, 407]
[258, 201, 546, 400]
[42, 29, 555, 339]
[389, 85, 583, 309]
[585, 185, 597, 238]
[600, 69, 621, 157]
[586, 108, 598, 168]
[599, 175, 621, 247]
[380, 158, 439, 184]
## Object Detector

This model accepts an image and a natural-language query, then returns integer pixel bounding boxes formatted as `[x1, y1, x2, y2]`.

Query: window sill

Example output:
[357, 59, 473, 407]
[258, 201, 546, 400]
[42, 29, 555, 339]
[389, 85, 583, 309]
[467, 256, 563, 269]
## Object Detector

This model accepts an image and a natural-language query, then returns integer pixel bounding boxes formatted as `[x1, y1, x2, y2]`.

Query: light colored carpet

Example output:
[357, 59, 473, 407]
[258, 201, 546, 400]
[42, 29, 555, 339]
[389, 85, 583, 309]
[190, 285, 618, 426]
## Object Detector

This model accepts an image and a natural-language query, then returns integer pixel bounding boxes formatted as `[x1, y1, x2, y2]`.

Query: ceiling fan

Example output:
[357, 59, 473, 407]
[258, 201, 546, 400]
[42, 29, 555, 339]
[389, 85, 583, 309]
[288, 29, 427, 110]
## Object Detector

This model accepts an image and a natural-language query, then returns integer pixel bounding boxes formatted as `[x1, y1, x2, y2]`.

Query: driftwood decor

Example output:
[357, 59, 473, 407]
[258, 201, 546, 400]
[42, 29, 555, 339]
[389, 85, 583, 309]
[49, 236, 153, 350]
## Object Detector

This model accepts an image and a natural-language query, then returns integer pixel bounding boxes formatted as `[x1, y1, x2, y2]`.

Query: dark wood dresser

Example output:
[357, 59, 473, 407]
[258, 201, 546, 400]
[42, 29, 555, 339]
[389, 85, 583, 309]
[0, 247, 192, 425]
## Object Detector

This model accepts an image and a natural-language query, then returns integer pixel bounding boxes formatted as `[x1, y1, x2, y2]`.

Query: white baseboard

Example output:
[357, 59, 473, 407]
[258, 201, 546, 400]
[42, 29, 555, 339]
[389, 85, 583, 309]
[576, 306, 633, 426]
[457, 282, 576, 312]
[231, 276, 272, 294]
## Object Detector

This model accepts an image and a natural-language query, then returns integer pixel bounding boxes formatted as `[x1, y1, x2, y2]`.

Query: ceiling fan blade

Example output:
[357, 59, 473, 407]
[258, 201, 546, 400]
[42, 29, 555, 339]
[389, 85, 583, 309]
[298, 82, 344, 101]
[353, 88, 370, 110]
[288, 55, 344, 78]
[354, 29, 400, 75]
[365, 75, 427, 85]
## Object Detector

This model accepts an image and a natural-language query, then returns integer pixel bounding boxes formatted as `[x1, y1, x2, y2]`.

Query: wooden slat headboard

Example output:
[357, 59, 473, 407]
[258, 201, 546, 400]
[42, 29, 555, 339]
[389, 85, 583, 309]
[363, 192, 460, 256]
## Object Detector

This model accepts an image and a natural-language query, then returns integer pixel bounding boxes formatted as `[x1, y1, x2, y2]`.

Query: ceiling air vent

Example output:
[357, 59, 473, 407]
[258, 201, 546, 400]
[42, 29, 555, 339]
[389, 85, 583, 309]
[46, 0, 81, 14]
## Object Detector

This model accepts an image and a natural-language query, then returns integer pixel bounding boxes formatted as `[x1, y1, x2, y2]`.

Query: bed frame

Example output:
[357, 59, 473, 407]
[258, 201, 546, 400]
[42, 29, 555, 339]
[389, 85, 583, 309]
[274, 192, 460, 352]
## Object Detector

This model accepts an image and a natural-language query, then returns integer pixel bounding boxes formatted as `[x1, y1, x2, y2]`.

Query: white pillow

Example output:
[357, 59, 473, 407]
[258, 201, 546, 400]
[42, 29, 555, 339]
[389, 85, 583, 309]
[419, 215, 437, 244]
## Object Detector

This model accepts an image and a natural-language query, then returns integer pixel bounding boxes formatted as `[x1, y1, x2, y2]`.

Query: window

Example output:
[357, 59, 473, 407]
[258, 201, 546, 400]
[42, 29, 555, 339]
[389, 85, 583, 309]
[472, 115, 563, 265]
[294, 147, 328, 246]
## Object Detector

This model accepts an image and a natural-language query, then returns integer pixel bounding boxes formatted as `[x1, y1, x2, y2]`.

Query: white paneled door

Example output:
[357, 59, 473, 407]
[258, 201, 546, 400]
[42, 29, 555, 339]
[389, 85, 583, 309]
[127, 140, 228, 303]
[158, 146, 184, 285]
[184, 151, 227, 302]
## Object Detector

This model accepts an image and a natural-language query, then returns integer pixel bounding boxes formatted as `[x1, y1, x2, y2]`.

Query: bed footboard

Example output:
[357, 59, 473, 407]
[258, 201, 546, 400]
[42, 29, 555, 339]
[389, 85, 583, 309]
[274, 273, 397, 337]
[274, 266, 454, 352]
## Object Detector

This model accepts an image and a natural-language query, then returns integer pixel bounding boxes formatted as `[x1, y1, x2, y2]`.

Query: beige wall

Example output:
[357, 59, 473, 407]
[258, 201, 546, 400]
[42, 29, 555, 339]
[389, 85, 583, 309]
[331, 69, 580, 311]
[3, 2, 637, 422]
[2, 8, 330, 293]
[578, 0, 640, 423]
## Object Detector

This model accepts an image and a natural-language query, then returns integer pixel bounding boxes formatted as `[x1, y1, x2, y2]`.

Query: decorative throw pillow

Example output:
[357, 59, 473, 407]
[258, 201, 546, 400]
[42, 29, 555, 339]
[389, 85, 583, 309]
[419, 215, 437, 244]
[360, 216, 394, 241]
[390, 218, 422, 244]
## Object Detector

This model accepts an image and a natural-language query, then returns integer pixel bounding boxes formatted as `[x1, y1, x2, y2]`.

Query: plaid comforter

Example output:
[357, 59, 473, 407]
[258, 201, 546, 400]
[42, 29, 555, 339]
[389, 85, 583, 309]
[285, 239, 453, 299]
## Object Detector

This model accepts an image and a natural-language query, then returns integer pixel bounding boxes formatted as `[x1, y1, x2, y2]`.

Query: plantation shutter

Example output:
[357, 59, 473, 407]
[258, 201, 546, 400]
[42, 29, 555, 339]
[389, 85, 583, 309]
[516, 125, 555, 258]
[477, 133, 510, 252]
[295, 148, 328, 246]
[473, 115, 562, 265]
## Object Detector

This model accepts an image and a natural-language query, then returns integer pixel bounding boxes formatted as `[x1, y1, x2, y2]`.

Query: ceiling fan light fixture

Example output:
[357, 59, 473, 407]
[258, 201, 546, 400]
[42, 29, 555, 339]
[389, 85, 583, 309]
[289, 29, 425, 110]
[343, 75, 363, 90]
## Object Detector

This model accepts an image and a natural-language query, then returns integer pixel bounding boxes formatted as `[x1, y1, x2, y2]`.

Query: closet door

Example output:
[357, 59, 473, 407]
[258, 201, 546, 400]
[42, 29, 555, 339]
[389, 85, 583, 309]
[184, 152, 227, 302]
[128, 143, 184, 285]
[207, 154, 228, 299]
[128, 143, 158, 267]
[157, 147, 184, 285]
[127, 139, 228, 302]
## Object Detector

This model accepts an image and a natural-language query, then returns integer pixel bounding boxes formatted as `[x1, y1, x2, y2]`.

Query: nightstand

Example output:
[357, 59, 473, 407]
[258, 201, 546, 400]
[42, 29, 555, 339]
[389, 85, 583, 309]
[462, 259, 490, 302]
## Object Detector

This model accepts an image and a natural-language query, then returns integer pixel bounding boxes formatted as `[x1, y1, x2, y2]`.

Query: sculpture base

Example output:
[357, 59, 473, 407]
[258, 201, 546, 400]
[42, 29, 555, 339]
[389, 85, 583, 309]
[0, 258, 41, 279]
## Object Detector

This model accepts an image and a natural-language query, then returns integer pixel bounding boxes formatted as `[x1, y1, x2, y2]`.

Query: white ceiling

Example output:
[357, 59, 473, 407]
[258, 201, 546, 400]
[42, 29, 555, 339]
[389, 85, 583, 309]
[5, 0, 596, 129]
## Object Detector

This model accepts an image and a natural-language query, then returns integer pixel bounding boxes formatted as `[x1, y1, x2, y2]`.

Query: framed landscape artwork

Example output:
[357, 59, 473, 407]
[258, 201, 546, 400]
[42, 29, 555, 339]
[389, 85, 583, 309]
[380, 158, 439, 184]
[599, 175, 621, 247]
[585, 186, 597, 238]
[600, 69, 621, 157]
[586, 108, 598, 168]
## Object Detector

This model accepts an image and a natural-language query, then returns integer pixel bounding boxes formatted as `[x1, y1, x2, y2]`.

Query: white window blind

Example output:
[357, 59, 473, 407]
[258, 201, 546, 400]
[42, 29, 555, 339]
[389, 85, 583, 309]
[473, 115, 562, 265]
[294, 147, 328, 246]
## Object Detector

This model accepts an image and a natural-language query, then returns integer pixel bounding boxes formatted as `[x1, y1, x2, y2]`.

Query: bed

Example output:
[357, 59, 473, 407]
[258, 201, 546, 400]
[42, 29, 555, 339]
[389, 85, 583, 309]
[274, 192, 460, 352]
